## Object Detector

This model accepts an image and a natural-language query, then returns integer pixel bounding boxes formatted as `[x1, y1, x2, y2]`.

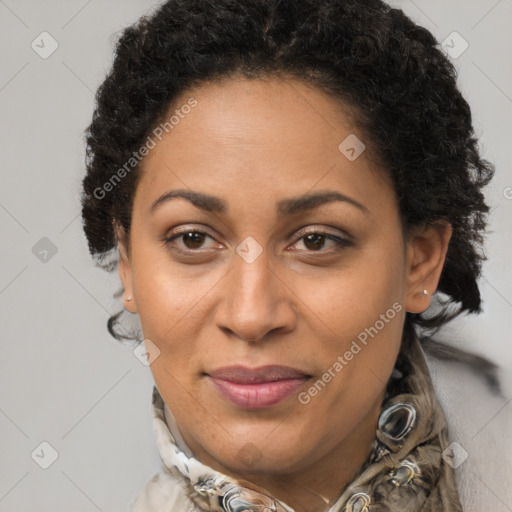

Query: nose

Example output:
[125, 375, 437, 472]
[214, 249, 297, 343]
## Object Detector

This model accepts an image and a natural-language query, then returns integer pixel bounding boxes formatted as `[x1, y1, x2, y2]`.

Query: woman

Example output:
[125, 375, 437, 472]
[80, 0, 511, 510]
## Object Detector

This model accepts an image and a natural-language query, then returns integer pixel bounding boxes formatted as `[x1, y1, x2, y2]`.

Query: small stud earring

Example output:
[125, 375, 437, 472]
[125, 296, 132, 301]
[422, 289, 429, 296]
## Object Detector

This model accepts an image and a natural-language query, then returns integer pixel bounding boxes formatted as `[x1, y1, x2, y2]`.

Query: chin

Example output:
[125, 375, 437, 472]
[220, 450, 308, 476]
[206, 434, 315, 476]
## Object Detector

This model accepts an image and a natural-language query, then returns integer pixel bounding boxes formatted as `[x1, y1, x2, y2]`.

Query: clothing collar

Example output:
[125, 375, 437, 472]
[150, 332, 462, 512]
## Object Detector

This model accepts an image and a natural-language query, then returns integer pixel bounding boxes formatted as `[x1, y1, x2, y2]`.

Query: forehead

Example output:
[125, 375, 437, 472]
[134, 76, 393, 213]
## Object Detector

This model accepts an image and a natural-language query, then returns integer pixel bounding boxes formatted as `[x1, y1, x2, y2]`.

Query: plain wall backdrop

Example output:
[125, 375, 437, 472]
[1, 0, 511, 510]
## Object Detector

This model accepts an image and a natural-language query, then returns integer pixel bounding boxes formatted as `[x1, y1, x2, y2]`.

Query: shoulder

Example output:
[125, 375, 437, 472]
[130, 468, 192, 512]
[424, 348, 512, 512]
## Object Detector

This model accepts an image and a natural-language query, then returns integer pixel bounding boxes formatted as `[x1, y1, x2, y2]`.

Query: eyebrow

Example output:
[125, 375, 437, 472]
[149, 188, 368, 216]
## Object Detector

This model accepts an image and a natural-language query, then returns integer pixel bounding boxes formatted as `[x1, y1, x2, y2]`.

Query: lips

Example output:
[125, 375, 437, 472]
[208, 365, 309, 383]
[206, 365, 311, 409]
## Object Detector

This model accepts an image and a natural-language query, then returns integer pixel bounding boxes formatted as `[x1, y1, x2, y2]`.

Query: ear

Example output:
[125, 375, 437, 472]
[404, 221, 452, 314]
[114, 221, 137, 314]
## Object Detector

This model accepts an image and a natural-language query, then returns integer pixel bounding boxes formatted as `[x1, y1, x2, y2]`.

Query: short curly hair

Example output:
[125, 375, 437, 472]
[81, 0, 494, 353]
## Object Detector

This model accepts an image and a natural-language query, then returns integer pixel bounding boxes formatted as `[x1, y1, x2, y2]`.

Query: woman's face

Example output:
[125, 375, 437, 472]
[117, 76, 448, 479]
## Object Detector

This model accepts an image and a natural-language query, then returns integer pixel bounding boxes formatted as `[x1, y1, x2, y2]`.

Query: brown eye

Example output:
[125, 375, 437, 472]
[302, 233, 328, 251]
[181, 231, 207, 249]
[164, 229, 217, 252]
[292, 230, 353, 253]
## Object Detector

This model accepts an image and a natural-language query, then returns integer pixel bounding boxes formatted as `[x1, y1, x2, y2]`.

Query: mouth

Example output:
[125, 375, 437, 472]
[205, 365, 312, 409]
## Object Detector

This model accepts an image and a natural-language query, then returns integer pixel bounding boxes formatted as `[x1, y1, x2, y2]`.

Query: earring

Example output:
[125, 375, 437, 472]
[422, 289, 428, 296]
[125, 296, 132, 301]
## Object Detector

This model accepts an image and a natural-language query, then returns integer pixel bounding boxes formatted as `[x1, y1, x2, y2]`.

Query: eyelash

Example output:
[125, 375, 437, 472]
[161, 226, 353, 256]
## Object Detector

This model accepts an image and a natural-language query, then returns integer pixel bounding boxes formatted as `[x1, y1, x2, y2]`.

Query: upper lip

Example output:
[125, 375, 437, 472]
[207, 365, 310, 384]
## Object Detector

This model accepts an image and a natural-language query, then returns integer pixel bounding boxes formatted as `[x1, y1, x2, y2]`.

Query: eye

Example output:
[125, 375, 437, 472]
[290, 229, 353, 253]
[163, 229, 219, 252]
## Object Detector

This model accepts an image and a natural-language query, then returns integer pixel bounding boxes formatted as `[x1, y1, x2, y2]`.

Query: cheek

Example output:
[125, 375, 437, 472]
[130, 248, 202, 354]
[291, 245, 405, 343]
[290, 239, 406, 402]
[130, 233, 201, 317]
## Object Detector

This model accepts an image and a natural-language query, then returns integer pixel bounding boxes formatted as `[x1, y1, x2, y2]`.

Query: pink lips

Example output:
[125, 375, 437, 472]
[206, 365, 310, 409]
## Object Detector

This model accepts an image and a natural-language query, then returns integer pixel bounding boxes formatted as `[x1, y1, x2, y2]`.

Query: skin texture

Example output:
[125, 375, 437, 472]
[116, 76, 452, 511]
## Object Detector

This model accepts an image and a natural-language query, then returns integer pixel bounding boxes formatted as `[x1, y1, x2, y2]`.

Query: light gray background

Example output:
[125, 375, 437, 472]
[0, 1, 511, 510]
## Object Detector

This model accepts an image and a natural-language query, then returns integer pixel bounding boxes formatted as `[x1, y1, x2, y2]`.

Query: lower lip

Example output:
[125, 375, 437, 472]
[208, 376, 309, 409]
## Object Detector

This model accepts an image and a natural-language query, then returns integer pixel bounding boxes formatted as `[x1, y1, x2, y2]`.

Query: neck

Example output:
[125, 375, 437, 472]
[177, 388, 385, 512]
[239, 389, 385, 512]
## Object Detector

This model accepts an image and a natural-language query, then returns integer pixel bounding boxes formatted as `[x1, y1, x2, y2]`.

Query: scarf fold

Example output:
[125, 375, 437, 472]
[150, 331, 463, 511]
